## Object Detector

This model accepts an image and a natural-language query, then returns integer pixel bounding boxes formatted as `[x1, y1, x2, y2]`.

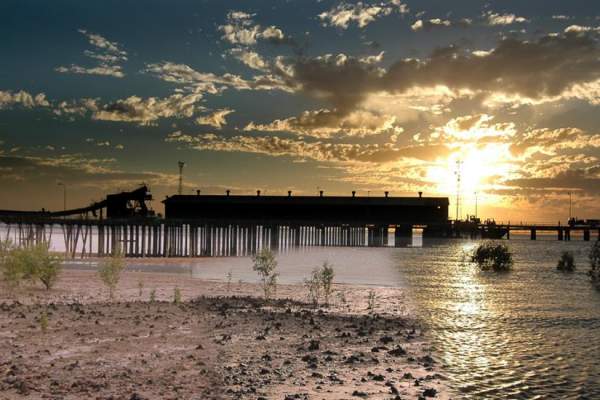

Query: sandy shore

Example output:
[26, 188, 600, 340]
[0, 267, 450, 399]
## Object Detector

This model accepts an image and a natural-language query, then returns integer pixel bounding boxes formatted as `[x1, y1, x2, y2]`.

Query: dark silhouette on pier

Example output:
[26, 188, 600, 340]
[0, 186, 598, 258]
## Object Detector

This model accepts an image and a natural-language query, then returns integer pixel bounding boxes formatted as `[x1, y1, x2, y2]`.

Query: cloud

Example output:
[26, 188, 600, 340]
[484, 12, 528, 26]
[564, 25, 600, 34]
[510, 127, 600, 158]
[85, 138, 125, 150]
[145, 61, 294, 93]
[92, 92, 204, 125]
[55, 30, 127, 78]
[244, 108, 403, 138]
[165, 131, 448, 164]
[288, 33, 600, 113]
[0, 90, 50, 109]
[505, 169, 600, 195]
[196, 109, 234, 129]
[411, 18, 472, 31]
[228, 48, 269, 71]
[318, 0, 408, 29]
[218, 11, 289, 46]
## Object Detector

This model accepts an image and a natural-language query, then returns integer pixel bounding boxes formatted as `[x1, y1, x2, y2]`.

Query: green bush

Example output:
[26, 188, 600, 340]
[320, 262, 335, 305]
[174, 287, 182, 304]
[589, 241, 600, 288]
[98, 249, 125, 299]
[557, 251, 576, 272]
[0, 242, 62, 290]
[367, 290, 376, 313]
[304, 267, 322, 307]
[39, 310, 49, 333]
[0, 240, 22, 289]
[471, 242, 513, 272]
[252, 248, 278, 300]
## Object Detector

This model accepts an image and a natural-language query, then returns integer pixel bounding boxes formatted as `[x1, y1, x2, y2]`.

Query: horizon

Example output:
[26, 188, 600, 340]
[1, 0, 600, 223]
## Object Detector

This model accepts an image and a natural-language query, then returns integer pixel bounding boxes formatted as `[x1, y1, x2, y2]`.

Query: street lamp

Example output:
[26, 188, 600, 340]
[474, 191, 478, 219]
[57, 182, 66, 212]
[568, 191, 572, 221]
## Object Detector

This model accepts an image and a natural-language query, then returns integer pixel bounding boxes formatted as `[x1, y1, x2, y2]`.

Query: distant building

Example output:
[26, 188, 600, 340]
[162, 194, 449, 225]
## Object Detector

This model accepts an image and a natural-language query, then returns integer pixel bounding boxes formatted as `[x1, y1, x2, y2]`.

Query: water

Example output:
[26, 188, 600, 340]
[395, 240, 600, 399]
[176, 238, 600, 399]
[3, 221, 599, 398]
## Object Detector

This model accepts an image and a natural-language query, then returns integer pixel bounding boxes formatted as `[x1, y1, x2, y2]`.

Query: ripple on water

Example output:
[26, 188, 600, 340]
[395, 240, 600, 399]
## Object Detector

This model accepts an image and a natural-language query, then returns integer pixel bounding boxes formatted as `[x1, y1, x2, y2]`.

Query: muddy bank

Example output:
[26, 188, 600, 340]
[0, 269, 450, 399]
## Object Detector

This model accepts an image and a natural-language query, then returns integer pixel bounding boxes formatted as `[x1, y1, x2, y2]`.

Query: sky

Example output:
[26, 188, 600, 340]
[1, 0, 600, 222]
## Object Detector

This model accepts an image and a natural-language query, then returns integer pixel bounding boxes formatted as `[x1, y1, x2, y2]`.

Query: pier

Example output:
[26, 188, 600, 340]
[0, 186, 598, 258]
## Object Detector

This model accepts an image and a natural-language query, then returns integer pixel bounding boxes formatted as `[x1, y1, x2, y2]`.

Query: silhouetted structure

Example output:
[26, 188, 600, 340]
[1, 187, 598, 259]
[162, 194, 448, 225]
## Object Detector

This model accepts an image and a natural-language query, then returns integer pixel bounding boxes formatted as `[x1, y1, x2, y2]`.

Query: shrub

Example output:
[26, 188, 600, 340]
[557, 251, 576, 272]
[98, 249, 125, 299]
[0, 240, 23, 289]
[320, 262, 335, 305]
[471, 242, 513, 272]
[0, 242, 62, 290]
[174, 287, 182, 304]
[150, 288, 156, 302]
[226, 270, 233, 292]
[138, 279, 144, 297]
[30, 244, 62, 290]
[39, 310, 48, 333]
[304, 268, 322, 307]
[589, 241, 600, 288]
[367, 290, 376, 313]
[252, 248, 278, 300]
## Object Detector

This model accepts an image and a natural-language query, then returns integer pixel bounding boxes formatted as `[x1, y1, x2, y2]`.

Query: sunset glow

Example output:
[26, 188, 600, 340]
[1, 1, 599, 222]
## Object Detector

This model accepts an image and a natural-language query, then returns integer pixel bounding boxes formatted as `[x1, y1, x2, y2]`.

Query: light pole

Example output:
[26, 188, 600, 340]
[568, 191, 572, 221]
[57, 182, 66, 212]
[454, 160, 463, 221]
[474, 191, 478, 220]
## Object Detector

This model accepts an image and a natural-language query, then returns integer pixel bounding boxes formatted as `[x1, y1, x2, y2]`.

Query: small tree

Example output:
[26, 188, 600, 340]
[589, 241, 600, 287]
[304, 267, 322, 307]
[31, 243, 62, 290]
[174, 287, 182, 304]
[0, 242, 61, 290]
[472, 242, 513, 272]
[320, 262, 335, 305]
[557, 251, 576, 272]
[252, 248, 278, 300]
[0, 240, 23, 289]
[367, 290, 376, 313]
[39, 310, 49, 333]
[98, 249, 125, 299]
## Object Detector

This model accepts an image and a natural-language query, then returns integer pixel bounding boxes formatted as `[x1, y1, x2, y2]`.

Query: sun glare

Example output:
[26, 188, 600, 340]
[427, 142, 514, 206]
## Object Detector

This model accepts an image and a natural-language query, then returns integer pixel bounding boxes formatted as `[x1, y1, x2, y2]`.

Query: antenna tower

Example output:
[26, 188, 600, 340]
[454, 160, 463, 221]
[178, 161, 185, 195]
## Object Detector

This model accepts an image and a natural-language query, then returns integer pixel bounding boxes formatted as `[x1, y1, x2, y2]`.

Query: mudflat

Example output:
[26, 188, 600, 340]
[0, 269, 449, 399]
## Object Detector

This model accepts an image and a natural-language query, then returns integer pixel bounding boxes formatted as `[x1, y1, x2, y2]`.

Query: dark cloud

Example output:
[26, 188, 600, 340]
[289, 33, 600, 114]
[505, 168, 600, 195]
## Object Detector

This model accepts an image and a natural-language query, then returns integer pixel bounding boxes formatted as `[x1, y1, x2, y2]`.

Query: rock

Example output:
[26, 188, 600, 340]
[388, 346, 406, 357]
[352, 390, 368, 398]
[422, 388, 437, 397]
[379, 335, 394, 344]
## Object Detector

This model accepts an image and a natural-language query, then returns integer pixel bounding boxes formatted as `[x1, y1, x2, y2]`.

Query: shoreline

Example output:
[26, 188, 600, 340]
[0, 268, 450, 399]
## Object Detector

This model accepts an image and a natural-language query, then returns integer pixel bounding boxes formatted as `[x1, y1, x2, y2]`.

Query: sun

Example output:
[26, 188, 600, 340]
[426, 142, 515, 213]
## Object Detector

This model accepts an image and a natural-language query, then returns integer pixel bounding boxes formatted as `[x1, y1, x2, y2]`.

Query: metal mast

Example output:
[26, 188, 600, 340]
[178, 161, 185, 195]
[455, 160, 463, 221]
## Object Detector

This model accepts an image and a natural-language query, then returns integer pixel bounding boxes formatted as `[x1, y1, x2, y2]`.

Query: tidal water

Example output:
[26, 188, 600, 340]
[161, 238, 600, 399]
[3, 221, 599, 398]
